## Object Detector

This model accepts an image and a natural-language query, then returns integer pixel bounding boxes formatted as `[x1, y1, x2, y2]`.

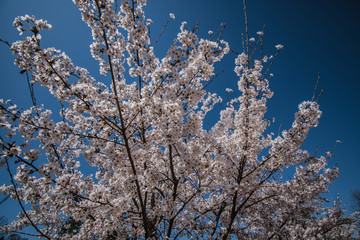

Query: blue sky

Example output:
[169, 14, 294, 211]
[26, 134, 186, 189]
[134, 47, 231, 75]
[0, 0, 360, 234]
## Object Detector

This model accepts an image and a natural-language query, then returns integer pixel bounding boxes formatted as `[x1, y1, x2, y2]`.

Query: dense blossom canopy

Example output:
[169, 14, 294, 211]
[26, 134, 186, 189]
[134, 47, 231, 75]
[0, 0, 357, 239]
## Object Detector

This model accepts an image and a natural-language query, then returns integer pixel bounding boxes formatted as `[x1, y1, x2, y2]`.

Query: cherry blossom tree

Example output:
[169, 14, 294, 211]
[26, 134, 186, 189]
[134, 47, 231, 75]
[0, 0, 357, 239]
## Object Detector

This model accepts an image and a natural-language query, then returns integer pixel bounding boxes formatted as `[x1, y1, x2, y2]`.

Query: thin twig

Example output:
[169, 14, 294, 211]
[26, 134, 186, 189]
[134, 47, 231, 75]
[24, 71, 37, 106]
[6, 162, 51, 240]
[243, 0, 250, 65]
[0, 38, 11, 47]
[216, 23, 226, 44]
[261, 49, 281, 81]
[154, 17, 173, 49]
[209, 23, 226, 42]
[312, 73, 320, 102]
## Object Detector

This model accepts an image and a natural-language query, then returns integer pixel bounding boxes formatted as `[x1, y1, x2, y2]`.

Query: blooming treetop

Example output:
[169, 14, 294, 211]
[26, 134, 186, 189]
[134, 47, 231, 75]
[0, 0, 356, 239]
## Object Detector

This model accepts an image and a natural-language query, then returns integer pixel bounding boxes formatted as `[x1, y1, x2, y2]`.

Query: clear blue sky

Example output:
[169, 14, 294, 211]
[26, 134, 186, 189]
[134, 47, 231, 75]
[0, 0, 360, 234]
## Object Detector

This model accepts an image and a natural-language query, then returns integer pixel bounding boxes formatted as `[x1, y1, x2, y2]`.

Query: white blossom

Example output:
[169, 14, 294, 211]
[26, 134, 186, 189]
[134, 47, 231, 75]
[275, 44, 284, 50]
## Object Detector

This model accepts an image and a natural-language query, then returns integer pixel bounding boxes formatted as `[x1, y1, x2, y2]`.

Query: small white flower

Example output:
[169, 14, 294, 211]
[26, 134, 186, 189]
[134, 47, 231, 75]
[275, 44, 284, 50]
[225, 88, 233, 93]
[169, 13, 175, 19]
[257, 31, 264, 36]
[249, 37, 255, 42]
[146, 19, 152, 26]
[208, 30, 213, 35]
